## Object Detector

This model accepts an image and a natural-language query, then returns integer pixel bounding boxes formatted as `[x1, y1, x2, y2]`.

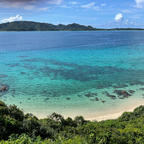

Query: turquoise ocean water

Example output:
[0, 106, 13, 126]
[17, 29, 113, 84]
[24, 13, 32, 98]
[1, 31, 144, 119]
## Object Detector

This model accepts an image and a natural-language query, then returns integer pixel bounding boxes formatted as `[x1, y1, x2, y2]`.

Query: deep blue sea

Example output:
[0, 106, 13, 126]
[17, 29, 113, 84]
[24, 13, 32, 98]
[1, 31, 144, 120]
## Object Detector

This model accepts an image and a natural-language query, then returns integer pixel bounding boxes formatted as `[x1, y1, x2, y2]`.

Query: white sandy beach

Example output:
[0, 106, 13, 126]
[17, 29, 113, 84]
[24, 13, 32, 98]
[29, 97, 144, 122]
[87, 100, 144, 121]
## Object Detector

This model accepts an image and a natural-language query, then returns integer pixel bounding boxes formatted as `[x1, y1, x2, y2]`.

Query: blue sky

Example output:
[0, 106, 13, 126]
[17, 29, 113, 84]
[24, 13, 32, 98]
[0, 0, 144, 28]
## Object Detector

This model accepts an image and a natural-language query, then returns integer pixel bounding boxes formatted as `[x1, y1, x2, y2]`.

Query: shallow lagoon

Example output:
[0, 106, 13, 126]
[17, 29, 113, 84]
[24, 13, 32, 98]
[1, 31, 144, 120]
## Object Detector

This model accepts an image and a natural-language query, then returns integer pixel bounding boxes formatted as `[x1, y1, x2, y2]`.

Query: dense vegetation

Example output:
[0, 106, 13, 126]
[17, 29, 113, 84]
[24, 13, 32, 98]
[0, 21, 144, 31]
[1, 101, 144, 143]
[0, 21, 98, 31]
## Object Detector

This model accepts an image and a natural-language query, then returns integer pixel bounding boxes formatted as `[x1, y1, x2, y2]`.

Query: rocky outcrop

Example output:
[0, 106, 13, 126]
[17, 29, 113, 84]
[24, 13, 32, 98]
[114, 90, 131, 99]
[103, 91, 116, 100]
[0, 85, 9, 93]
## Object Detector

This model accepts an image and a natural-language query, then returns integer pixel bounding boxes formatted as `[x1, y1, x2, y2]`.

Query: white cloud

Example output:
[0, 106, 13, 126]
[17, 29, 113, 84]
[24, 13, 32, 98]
[103, 19, 138, 28]
[101, 3, 106, 7]
[38, 7, 49, 11]
[24, 5, 35, 10]
[115, 13, 123, 22]
[23, 5, 49, 11]
[1, 15, 22, 23]
[81, 2, 95, 9]
[93, 6, 100, 10]
[47, 0, 62, 5]
[122, 9, 131, 13]
[59, 4, 70, 8]
[135, 0, 144, 8]
[81, 2, 100, 11]
[70, 1, 78, 5]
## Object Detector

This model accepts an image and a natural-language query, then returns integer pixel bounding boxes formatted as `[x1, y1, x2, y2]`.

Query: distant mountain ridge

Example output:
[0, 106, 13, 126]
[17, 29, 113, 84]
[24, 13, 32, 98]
[0, 21, 99, 31]
[0, 21, 144, 31]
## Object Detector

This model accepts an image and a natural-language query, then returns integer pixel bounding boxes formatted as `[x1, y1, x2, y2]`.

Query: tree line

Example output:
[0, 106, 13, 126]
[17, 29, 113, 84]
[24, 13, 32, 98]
[1, 100, 144, 143]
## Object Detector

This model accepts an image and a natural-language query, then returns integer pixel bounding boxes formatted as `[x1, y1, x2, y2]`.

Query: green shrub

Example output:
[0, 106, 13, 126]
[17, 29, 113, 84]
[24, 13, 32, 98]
[1, 101, 144, 143]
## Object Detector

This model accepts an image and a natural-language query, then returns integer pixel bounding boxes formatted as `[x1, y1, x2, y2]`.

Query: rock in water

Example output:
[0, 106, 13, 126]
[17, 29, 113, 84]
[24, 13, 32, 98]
[0, 85, 9, 93]
[114, 90, 131, 99]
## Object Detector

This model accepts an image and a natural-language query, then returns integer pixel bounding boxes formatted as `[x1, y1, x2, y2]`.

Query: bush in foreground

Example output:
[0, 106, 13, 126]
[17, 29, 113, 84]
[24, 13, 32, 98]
[1, 101, 144, 144]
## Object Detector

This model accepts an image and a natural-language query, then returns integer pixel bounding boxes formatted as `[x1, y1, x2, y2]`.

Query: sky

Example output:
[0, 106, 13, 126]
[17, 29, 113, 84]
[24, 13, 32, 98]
[0, 0, 144, 28]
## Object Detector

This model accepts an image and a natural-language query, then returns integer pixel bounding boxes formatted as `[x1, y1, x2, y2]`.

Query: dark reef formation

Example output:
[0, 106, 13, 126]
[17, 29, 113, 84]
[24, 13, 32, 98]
[2, 56, 144, 103]
[114, 90, 131, 99]
[0, 84, 9, 96]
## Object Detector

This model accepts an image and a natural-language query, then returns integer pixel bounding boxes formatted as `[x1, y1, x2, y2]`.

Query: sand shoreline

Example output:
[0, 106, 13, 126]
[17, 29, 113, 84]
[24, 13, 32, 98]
[87, 103, 144, 121]
[33, 99, 144, 122]
[87, 108, 134, 121]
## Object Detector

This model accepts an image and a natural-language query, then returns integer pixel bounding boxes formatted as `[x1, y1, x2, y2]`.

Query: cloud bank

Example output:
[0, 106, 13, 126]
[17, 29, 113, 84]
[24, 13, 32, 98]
[0, 0, 62, 8]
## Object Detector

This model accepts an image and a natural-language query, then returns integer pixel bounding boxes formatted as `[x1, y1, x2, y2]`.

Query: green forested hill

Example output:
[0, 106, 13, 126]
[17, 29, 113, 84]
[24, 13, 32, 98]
[0, 21, 98, 31]
[0, 21, 144, 31]
[1, 100, 144, 144]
